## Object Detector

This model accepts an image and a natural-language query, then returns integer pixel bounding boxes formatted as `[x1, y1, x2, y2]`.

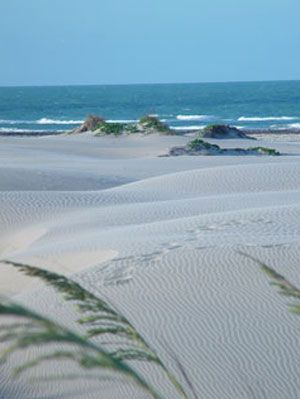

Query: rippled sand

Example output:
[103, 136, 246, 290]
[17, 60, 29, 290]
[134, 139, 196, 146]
[1, 134, 300, 398]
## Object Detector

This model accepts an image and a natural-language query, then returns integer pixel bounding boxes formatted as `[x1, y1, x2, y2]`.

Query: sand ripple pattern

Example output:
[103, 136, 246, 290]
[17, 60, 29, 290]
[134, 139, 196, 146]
[1, 136, 300, 398]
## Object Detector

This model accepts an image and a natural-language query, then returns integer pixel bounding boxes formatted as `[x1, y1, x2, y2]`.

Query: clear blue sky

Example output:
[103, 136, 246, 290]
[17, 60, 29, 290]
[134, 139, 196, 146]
[1, 0, 299, 86]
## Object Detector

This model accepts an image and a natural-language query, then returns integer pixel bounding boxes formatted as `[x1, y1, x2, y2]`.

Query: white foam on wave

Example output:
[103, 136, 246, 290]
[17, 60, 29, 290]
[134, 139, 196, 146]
[269, 123, 300, 131]
[171, 125, 204, 131]
[0, 128, 65, 133]
[176, 115, 215, 121]
[36, 118, 84, 125]
[0, 118, 84, 125]
[238, 116, 298, 122]
[0, 119, 31, 125]
[107, 118, 168, 123]
[287, 123, 300, 130]
[106, 119, 137, 124]
[0, 128, 46, 133]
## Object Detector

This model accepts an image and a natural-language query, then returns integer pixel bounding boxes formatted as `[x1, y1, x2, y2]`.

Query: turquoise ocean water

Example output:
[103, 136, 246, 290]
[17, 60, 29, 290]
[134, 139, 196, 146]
[0, 80, 300, 134]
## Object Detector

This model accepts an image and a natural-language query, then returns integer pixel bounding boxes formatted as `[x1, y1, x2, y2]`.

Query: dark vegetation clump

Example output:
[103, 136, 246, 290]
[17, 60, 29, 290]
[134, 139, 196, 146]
[71, 114, 176, 136]
[168, 135, 281, 157]
[139, 115, 171, 133]
[80, 115, 105, 132]
[94, 122, 125, 136]
[124, 124, 140, 133]
[247, 146, 280, 156]
[199, 124, 251, 139]
[187, 137, 221, 151]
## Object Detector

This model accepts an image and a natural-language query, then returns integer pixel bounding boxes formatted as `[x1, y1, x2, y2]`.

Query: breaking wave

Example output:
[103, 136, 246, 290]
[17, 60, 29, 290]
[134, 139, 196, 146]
[238, 116, 298, 122]
[0, 119, 31, 125]
[287, 123, 300, 130]
[171, 125, 204, 131]
[106, 119, 137, 123]
[0, 118, 84, 125]
[176, 115, 215, 121]
[36, 118, 84, 125]
[0, 128, 50, 133]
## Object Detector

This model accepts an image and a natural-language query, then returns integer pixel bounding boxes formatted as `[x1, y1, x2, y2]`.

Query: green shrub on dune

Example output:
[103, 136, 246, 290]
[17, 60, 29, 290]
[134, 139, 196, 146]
[139, 115, 172, 134]
[168, 135, 281, 156]
[70, 115, 106, 134]
[124, 123, 140, 133]
[199, 124, 251, 139]
[83, 115, 105, 130]
[187, 137, 221, 151]
[70, 114, 177, 136]
[246, 146, 280, 156]
[93, 122, 125, 136]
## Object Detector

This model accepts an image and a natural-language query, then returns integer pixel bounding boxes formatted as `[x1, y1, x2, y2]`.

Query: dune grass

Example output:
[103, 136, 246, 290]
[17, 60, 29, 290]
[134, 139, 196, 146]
[241, 252, 300, 315]
[187, 137, 220, 151]
[86, 115, 175, 136]
[139, 115, 172, 134]
[0, 260, 193, 399]
[2, 254, 296, 398]
[185, 136, 280, 156]
[246, 146, 280, 156]
[94, 122, 125, 136]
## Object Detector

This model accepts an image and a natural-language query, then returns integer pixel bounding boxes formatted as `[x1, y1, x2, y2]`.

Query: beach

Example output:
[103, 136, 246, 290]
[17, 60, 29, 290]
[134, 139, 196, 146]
[1, 132, 300, 398]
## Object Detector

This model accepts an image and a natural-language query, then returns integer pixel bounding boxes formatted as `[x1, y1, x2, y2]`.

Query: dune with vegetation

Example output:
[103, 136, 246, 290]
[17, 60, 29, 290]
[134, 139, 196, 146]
[167, 136, 280, 156]
[70, 115, 175, 136]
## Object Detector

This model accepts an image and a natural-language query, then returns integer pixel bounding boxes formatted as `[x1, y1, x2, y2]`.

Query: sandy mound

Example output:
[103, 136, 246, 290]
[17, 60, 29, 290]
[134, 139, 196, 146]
[0, 135, 300, 398]
[199, 124, 252, 139]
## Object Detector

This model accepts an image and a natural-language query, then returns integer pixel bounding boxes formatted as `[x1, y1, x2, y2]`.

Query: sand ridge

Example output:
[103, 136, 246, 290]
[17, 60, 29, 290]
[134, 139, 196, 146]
[0, 134, 300, 398]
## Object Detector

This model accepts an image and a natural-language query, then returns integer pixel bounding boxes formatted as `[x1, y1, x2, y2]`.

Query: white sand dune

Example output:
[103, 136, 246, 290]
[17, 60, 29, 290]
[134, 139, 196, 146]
[1, 134, 300, 398]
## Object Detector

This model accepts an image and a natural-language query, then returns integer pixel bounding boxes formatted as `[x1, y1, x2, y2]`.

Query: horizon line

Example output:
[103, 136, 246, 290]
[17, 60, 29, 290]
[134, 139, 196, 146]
[0, 78, 300, 89]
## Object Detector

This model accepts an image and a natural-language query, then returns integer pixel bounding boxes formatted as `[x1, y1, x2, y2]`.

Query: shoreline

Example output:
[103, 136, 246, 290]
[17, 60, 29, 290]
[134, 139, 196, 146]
[0, 127, 300, 137]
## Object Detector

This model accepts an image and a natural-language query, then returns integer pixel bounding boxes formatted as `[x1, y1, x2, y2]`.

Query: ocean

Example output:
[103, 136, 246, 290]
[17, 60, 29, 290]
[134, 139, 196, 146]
[0, 80, 300, 134]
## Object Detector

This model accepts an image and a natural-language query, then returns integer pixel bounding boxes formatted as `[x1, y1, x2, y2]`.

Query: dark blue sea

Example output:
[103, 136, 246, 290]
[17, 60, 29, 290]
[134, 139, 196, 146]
[0, 80, 300, 134]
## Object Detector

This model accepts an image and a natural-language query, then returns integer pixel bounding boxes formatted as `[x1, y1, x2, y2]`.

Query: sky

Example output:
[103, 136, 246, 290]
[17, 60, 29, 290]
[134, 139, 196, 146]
[0, 0, 299, 86]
